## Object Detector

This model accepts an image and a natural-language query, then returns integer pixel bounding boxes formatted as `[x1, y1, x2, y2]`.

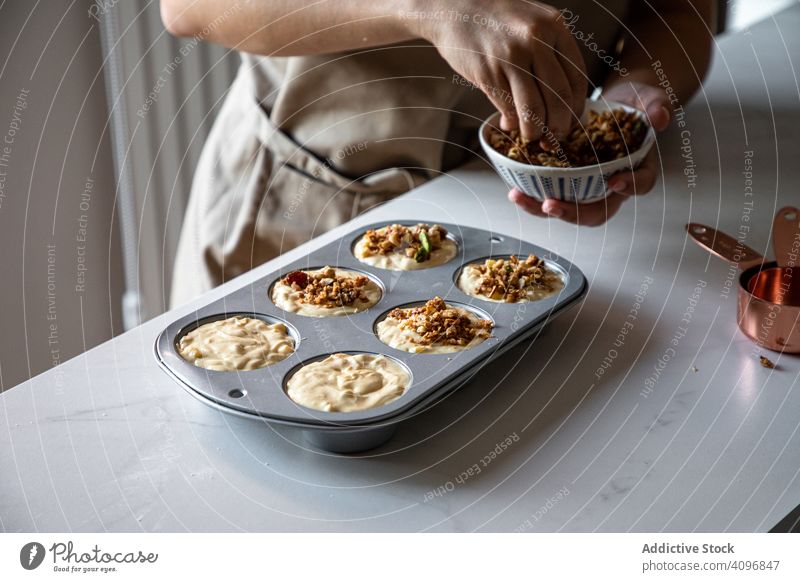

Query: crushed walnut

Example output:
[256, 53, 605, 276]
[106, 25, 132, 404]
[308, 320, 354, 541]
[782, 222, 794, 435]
[488, 108, 648, 167]
[280, 267, 369, 308]
[359, 223, 448, 262]
[386, 297, 492, 347]
[759, 355, 776, 369]
[469, 255, 555, 302]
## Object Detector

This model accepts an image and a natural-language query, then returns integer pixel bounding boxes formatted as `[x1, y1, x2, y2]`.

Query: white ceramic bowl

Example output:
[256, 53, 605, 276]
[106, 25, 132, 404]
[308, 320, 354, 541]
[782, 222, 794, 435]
[479, 99, 655, 204]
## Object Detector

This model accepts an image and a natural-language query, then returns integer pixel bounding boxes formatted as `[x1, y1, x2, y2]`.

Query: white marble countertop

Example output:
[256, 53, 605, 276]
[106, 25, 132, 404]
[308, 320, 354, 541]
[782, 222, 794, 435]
[2, 7, 800, 532]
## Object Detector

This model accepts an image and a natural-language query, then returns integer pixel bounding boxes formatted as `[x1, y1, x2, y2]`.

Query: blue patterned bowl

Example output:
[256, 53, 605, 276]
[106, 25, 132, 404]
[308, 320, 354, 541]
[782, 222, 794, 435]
[479, 99, 655, 204]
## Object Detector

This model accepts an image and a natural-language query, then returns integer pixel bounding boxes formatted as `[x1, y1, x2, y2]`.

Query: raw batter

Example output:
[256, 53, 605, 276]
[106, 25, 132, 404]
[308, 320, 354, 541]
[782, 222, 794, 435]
[286, 353, 410, 412]
[177, 316, 294, 371]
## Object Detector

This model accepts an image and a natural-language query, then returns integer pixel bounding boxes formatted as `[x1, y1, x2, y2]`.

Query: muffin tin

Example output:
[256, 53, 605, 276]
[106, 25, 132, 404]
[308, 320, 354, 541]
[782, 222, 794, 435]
[154, 222, 587, 452]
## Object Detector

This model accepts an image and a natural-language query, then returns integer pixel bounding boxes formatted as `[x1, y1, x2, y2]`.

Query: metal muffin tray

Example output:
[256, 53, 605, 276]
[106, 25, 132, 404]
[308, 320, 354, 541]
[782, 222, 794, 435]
[155, 222, 587, 453]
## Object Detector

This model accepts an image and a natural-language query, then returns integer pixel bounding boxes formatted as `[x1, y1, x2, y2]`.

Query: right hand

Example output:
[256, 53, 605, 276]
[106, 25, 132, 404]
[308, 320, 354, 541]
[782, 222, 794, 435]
[406, 0, 587, 141]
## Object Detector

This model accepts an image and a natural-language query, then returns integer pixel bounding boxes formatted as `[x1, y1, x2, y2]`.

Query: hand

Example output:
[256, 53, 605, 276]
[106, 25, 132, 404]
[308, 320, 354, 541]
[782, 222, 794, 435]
[409, 0, 587, 140]
[509, 81, 672, 226]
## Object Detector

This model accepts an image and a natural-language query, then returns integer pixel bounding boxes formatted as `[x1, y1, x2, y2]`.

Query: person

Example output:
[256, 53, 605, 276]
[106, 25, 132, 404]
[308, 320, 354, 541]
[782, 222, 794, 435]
[161, 0, 714, 306]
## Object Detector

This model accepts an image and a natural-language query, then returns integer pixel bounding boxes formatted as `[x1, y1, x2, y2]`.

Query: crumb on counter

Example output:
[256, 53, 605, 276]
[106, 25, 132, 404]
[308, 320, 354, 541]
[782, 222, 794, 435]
[759, 355, 776, 369]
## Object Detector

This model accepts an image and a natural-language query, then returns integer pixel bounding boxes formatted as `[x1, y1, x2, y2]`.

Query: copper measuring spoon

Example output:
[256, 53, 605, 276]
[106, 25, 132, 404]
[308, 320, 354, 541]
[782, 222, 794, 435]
[686, 222, 800, 353]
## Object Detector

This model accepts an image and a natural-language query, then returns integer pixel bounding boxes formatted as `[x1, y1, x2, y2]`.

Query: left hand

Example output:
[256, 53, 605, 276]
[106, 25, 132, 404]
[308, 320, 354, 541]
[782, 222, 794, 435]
[508, 80, 672, 226]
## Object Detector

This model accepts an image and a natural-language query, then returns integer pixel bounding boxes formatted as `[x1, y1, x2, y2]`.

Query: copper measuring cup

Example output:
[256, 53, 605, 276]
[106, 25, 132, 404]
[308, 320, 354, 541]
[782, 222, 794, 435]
[686, 219, 800, 353]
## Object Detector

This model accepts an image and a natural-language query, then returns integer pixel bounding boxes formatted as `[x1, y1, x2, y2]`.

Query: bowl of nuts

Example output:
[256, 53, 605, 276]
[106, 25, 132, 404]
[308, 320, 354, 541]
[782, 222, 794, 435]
[479, 98, 655, 203]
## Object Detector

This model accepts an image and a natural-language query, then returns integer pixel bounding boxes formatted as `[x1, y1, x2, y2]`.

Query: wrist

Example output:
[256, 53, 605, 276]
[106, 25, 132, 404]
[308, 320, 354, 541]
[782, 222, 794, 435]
[394, 0, 445, 41]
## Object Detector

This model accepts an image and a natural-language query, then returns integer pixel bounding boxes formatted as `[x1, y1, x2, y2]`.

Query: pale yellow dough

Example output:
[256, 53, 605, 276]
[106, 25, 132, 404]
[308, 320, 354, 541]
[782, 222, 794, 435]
[354, 232, 457, 271]
[286, 353, 410, 412]
[177, 316, 294, 371]
[376, 305, 491, 354]
[457, 264, 564, 303]
[271, 267, 381, 317]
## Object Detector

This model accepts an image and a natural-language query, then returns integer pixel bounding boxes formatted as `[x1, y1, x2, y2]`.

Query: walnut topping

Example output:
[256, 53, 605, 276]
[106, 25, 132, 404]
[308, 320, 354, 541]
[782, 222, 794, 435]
[280, 267, 369, 308]
[359, 223, 448, 262]
[386, 297, 492, 347]
[488, 108, 648, 168]
[469, 255, 556, 302]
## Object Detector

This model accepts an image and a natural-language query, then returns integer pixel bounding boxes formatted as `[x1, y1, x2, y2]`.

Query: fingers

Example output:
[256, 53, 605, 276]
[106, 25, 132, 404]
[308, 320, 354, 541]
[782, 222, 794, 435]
[604, 82, 672, 132]
[480, 7, 587, 143]
[645, 102, 671, 132]
[635, 86, 671, 131]
[508, 188, 547, 217]
[607, 148, 658, 195]
[506, 69, 546, 141]
[554, 29, 588, 118]
[482, 71, 518, 132]
[531, 47, 574, 139]
[540, 195, 627, 226]
[508, 188, 628, 227]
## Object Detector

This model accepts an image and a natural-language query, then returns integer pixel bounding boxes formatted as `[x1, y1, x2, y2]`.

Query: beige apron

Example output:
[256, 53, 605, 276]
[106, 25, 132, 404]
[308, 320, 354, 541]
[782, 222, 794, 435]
[170, 1, 630, 307]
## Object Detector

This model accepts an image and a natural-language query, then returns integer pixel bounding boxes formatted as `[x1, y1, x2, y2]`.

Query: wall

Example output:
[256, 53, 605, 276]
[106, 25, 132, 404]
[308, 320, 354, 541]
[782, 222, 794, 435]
[729, 0, 798, 30]
[0, 2, 123, 391]
[111, 0, 237, 321]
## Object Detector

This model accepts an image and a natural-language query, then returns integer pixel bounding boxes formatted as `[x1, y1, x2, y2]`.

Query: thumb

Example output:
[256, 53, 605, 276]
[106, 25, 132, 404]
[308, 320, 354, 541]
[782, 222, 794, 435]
[604, 82, 672, 132]
[638, 86, 671, 132]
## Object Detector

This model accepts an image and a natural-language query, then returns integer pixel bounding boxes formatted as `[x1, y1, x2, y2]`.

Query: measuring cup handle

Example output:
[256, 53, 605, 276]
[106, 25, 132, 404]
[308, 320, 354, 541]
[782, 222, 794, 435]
[685, 223, 765, 268]
[773, 206, 800, 269]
